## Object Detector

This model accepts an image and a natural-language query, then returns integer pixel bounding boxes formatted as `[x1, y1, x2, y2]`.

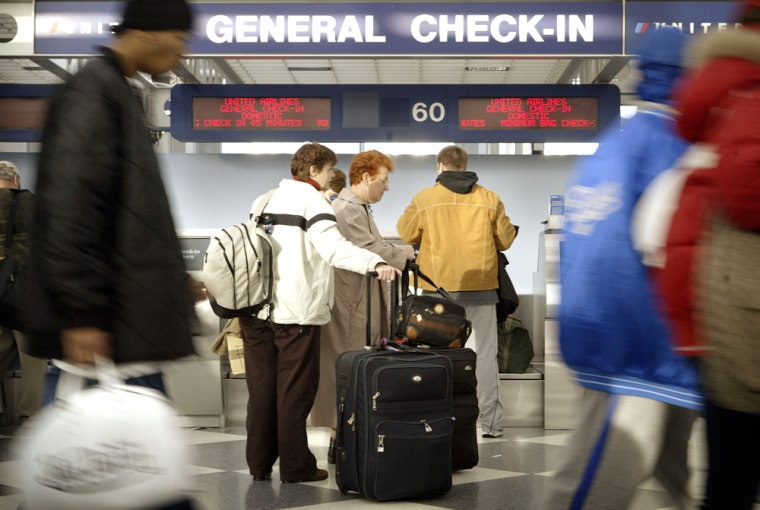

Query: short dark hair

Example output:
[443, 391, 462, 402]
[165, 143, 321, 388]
[348, 150, 395, 186]
[291, 143, 338, 180]
[328, 169, 347, 192]
[437, 145, 468, 171]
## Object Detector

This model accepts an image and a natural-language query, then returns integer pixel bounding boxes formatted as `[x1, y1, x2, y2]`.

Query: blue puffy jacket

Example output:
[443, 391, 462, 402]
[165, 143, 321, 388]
[559, 106, 703, 410]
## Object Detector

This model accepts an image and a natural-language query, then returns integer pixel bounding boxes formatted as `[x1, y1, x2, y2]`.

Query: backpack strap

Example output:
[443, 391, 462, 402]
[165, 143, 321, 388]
[258, 213, 336, 231]
[250, 189, 277, 222]
[252, 189, 337, 232]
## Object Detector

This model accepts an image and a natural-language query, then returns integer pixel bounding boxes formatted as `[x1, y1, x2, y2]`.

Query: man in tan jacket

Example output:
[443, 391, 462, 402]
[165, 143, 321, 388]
[397, 145, 517, 437]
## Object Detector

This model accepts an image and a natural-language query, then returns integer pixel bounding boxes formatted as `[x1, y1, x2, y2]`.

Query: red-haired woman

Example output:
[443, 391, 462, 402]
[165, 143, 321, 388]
[310, 150, 414, 463]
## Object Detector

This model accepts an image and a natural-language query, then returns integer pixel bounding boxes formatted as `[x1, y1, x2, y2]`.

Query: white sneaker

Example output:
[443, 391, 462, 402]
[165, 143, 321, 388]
[482, 430, 503, 438]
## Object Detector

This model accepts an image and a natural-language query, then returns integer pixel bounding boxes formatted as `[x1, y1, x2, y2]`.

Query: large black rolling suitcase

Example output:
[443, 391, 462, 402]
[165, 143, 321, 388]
[390, 265, 480, 471]
[434, 348, 479, 470]
[334, 274, 454, 501]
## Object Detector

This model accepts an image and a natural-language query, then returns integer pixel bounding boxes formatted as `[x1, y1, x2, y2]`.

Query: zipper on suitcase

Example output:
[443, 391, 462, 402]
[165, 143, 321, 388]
[377, 416, 454, 453]
[371, 363, 451, 405]
[370, 417, 454, 500]
[372, 400, 451, 414]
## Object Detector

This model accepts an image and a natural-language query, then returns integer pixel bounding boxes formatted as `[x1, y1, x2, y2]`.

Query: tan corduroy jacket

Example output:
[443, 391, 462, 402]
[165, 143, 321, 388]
[397, 178, 516, 292]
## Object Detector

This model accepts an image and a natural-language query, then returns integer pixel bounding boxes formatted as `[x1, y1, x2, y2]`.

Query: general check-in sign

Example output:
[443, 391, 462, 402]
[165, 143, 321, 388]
[34, 1, 623, 56]
[29, 1, 741, 57]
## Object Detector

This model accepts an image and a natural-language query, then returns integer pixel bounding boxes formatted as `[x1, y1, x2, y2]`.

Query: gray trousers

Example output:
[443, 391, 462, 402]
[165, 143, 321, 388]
[463, 303, 503, 435]
[542, 389, 699, 510]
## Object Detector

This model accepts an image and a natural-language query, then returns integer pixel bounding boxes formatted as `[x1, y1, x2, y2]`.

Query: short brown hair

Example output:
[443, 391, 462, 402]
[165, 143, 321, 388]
[436, 145, 468, 171]
[328, 168, 347, 192]
[291, 143, 338, 180]
[348, 150, 395, 186]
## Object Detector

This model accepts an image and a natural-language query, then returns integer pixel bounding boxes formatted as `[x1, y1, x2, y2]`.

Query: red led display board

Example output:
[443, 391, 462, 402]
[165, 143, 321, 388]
[192, 97, 331, 130]
[458, 97, 598, 130]
[0, 97, 50, 130]
[172, 84, 619, 142]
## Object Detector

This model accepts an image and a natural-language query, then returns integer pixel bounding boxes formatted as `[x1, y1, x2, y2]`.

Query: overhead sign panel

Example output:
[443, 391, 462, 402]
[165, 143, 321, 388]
[171, 84, 620, 143]
[458, 97, 599, 131]
[34, 1, 623, 56]
[192, 97, 332, 130]
[625, 2, 740, 54]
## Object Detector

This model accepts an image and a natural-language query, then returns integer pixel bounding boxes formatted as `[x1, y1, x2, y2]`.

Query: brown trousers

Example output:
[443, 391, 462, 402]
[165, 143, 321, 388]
[240, 316, 321, 480]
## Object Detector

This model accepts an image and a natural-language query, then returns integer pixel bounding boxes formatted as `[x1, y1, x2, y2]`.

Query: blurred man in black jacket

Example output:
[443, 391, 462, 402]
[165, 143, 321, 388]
[30, 0, 197, 395]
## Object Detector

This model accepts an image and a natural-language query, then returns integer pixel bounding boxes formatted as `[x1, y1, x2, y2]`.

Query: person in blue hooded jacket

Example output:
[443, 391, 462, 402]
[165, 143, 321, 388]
[541, 27, 703, 510]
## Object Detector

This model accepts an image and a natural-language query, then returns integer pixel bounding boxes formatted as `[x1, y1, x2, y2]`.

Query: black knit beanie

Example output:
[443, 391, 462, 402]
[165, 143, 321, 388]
[112, 0, 193, 33]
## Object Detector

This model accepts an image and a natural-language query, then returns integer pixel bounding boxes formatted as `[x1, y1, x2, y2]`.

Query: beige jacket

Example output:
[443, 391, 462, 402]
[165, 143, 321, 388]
[311, 189, 409, 428]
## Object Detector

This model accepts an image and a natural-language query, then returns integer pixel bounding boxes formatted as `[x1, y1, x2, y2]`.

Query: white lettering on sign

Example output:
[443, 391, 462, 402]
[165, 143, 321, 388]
[288, 15, 310, 43]
[313, 15, 337, 42]
[467, 15, 490, 43]
[650, 21, 740, 34]
[206, 14, 387, 44]
[412, 102, 446, 123]
[411, 14, 595, 43]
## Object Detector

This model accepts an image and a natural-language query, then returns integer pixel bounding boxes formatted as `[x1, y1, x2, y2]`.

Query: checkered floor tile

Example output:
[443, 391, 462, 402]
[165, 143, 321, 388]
[0, 422, 730, 510]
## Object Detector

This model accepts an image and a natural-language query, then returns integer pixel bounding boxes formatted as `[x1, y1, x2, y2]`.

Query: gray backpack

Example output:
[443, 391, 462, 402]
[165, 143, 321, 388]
[202, 190, 275, 319]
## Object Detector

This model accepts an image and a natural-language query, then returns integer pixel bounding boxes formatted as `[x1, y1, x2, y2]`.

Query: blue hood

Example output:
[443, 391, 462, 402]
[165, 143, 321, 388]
[636, 27, 690, 103]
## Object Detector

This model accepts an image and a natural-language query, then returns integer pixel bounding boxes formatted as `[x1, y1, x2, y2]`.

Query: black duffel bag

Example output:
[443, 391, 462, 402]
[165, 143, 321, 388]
[397, 263, 471, 349]
[496, 251, 519, 322]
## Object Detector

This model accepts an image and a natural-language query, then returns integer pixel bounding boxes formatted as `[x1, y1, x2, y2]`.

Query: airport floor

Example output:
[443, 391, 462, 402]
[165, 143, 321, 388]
[1, 419, 751, 510]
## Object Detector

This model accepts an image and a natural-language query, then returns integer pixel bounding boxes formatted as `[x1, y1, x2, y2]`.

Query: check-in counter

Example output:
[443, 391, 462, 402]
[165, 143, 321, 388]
[499, 368, 544, 427]
[166, 233, 226, 428]
[533, 229, 584, 429]
[163, 300, 225, 428]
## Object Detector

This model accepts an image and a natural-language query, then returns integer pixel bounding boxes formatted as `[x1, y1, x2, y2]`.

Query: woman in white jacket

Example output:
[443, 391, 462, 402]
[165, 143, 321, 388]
[241, 142, 399, 484]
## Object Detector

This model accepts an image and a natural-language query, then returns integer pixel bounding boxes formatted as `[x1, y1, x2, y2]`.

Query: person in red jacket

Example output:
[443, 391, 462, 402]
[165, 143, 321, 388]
[661, 2, 760, 508]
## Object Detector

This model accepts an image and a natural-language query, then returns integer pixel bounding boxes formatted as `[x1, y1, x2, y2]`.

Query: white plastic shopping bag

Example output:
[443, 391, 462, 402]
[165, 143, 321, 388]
[631, 144, 719, 268]
[17, 360, 191, 510]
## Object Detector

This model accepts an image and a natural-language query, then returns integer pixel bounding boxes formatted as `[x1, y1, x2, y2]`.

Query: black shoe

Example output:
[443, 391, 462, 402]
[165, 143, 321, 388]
[252, 471, 271, 481]
[327, 437, 336, 465]
[281, 469, 328, 484]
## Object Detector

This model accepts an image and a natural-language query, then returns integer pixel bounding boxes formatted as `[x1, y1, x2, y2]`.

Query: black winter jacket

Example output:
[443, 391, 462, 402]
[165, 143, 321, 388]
[28, 47, 196, 362]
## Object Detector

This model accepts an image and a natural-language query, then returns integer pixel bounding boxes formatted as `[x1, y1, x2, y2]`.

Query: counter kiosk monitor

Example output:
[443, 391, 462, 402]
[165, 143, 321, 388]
[178, 234, 212, 281]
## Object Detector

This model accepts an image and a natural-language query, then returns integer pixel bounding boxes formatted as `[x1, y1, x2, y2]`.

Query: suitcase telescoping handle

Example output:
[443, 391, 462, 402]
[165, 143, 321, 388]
[366, 271, 377, 347]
